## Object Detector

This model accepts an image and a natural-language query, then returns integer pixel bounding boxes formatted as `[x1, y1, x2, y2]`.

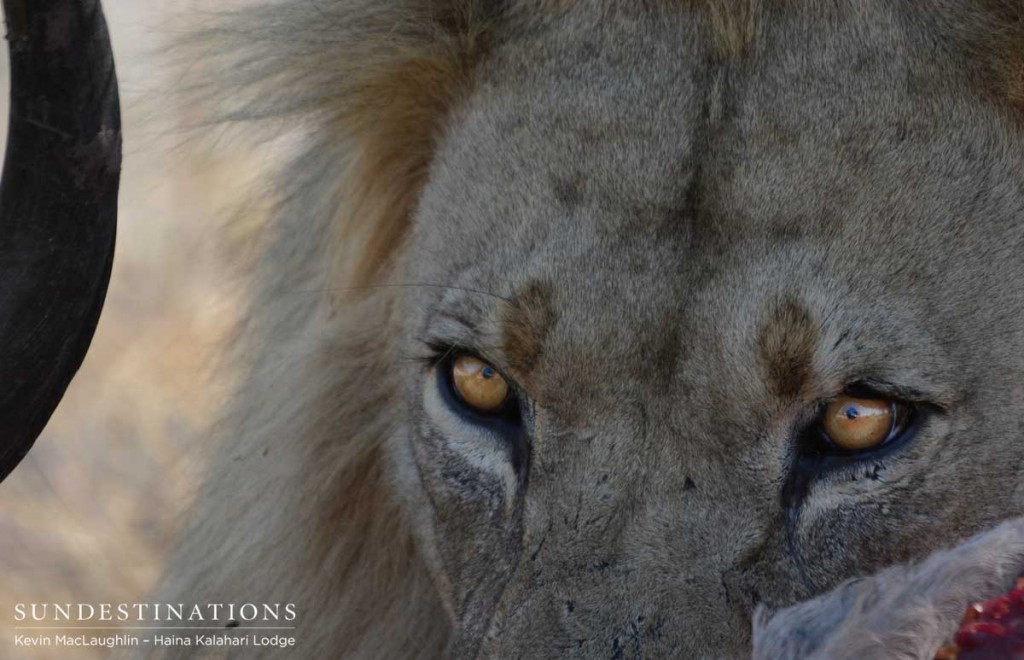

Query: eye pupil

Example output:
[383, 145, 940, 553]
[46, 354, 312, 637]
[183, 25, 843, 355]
[482, 366, 495, 379]
[844, 407, 858, 420]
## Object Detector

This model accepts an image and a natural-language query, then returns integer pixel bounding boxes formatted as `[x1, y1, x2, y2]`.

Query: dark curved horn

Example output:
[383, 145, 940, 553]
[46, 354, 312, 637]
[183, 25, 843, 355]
[0, 0, 121, 482]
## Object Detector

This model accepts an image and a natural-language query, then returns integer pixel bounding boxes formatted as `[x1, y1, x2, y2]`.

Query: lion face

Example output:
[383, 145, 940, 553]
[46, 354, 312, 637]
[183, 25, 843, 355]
[388, 6, 1024, 656]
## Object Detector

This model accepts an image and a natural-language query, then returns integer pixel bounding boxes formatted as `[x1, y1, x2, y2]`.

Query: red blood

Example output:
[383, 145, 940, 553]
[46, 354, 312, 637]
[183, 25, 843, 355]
[937, 578, 1024, 659]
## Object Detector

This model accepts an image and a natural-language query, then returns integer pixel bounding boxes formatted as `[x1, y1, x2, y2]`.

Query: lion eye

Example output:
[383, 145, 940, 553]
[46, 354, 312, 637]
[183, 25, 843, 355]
[821, 394, 905, 451]
[451, 355, 510, 413]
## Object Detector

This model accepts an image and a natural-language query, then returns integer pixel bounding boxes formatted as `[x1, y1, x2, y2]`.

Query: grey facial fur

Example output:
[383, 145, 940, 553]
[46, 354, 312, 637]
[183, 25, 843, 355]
[397, 3, 1024, 656]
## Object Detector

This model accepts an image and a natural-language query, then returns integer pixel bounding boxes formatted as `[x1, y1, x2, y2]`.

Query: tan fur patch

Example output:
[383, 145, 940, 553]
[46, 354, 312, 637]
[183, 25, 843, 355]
[990, 42, 1024, 111]
[757, 295, 818, 398]
[934, 1, 1024, 114]
[502, 281, 557, 378]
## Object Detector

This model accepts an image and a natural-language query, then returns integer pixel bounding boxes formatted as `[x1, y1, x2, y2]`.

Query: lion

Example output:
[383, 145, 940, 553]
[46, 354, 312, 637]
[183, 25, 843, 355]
[154, 0, 1024, 656]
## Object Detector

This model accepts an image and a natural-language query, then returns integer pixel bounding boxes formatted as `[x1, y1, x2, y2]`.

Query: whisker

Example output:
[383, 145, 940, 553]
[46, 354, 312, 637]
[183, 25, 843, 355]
[291, 282, 516, 304]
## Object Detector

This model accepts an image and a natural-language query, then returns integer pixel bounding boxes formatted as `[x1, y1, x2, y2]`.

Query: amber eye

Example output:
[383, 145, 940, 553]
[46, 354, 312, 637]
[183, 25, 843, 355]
[821, 394, 905, 451]
[451, 355, 510, 413]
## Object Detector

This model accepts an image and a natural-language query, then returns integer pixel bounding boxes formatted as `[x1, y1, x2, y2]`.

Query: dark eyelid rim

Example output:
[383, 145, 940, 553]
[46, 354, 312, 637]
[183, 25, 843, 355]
[782, 403, 927, 510]
[434, 350, 524, 431]
[430, 351, 532, 477]
[799, 379, 933, 471]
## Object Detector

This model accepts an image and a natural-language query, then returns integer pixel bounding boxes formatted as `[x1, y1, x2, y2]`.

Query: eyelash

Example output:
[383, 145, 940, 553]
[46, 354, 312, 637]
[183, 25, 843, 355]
[415, 340, 465, 368]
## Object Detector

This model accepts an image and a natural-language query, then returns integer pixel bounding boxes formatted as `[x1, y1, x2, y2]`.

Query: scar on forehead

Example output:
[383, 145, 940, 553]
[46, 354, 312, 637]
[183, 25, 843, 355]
[502, 281, 556, 376]
[757, 295, 818, 398]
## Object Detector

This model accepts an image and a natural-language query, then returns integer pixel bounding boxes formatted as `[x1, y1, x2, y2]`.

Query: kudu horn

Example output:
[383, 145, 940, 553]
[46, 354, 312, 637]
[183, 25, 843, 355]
[0, 0, 121, 482]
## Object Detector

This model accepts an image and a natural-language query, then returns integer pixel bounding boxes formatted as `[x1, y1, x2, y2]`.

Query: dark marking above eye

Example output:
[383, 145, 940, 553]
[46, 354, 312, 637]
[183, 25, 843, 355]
[757, 295, 818, 398]
[502, 281, 557, 377]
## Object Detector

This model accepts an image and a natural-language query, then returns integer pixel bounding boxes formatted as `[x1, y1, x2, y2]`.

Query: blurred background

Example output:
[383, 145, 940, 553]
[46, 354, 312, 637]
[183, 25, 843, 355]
[0, 1, 264, 656]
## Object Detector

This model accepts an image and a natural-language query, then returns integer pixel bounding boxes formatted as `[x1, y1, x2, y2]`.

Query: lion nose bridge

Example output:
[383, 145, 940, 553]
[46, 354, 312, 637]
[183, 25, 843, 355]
[521, 421, 740, 573]
[488, 447, 759, 656]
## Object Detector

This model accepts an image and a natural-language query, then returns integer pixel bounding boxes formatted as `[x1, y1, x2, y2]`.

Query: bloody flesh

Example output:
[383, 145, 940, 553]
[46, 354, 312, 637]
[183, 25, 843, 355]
[936, 578, 1024, 659]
